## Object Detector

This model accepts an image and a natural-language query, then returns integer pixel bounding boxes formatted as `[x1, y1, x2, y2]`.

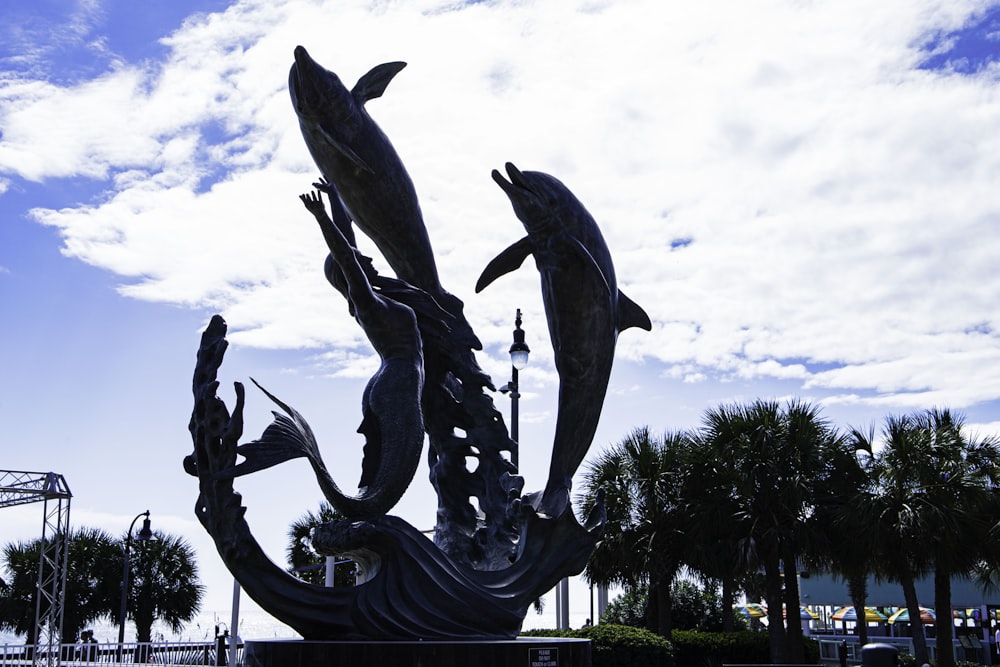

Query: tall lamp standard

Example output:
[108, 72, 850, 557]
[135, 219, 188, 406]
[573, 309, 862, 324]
[500, 309, 530, 470]
[118, 510, 153, 655]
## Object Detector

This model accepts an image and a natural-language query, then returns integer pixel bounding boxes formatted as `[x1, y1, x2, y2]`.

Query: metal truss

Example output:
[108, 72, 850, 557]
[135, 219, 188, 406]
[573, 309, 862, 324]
[0, 471, 72, 667]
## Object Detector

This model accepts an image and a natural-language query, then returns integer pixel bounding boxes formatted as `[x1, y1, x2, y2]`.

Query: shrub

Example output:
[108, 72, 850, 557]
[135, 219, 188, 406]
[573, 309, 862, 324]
[602, 585, 648, 628]
[602, 581, 744, 632]
[670, 630, 819, 666]
[672, 630, 769, 666]
[522, 624, 674, 667]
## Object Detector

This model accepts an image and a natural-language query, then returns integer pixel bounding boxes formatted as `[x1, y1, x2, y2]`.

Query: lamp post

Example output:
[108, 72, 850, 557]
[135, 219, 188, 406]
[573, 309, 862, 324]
[500, 309, 530, 470]
[118, 510, 153, 657]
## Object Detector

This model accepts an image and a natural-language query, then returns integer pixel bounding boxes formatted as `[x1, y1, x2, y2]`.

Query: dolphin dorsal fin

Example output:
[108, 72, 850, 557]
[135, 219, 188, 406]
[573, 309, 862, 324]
[475, 237, 534, 293]
[353, 61, 407, 102]
[617, 290, 652, 332]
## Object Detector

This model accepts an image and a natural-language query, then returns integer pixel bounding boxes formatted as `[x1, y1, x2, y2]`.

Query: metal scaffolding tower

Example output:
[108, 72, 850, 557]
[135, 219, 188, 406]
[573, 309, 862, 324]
[0, 470, 72, 667]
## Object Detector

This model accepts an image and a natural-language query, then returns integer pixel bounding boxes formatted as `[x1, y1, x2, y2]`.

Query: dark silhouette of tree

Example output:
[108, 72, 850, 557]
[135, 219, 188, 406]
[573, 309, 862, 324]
[808, 425, 878, 647]
[855, 410, 1000, 667]
[0, 540, 39, 643]
[579, 426, 691, 637]
[602, 580, 738, 632]
[853, 413, 935, 664]
[125, 531, 204, 645]
[286, 502, 355, 587]
[697, 400, 842, 664]
[684, 426, 757, 632]
[0, 528, 120, 643]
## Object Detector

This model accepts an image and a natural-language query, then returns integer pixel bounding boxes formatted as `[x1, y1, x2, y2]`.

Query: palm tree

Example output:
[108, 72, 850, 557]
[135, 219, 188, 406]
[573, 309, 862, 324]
[62, 528, 122, 643]
[0, 540, 41, 644]
[286, 502, 356, 587]
[0, 528, 121, 644]
[848, 409, 1000, 667]
[809, 425, 878, 647]
[700, 399, 842, 664]
[855, 413, 936, 665]
[578, 426, 692, 637]
[916, 409, 999, 667]
[125, 531, 204, 645]
[683, 427, 756, 632]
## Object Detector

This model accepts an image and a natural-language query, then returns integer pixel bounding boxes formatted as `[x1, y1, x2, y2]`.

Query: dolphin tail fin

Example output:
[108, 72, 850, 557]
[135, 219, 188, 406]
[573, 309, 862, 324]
[475, 237, 533, 292]
[352, 61, 407, 102]
[617, 290, 652, 332]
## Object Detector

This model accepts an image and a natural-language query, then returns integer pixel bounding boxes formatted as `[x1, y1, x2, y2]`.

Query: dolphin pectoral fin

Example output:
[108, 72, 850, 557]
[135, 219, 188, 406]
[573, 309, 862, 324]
[583, 488, 607, 534]
[475, 237, 533, 292]
[318, 124, 375, 175]
[352, 61, 407, 102]
[561, 236, 612, 294]
[617, 290, 652, 332]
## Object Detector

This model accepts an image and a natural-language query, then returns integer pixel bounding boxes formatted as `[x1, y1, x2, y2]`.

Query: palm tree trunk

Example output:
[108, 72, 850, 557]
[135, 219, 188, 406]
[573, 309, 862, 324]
[900, 573, 929, 665]
[934, 567, 955, 667]
[782, 545, 805, 663]
[651, 578, 673, 639]
[764, 553, 788, 664]
[722, 575, 736, 632]
[847, 572, 869, 646]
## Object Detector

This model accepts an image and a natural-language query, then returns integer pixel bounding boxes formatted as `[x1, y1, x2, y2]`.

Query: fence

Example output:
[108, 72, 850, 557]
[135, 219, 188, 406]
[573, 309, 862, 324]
[0, 640, 241, 667]
[816, 636, 983, 666]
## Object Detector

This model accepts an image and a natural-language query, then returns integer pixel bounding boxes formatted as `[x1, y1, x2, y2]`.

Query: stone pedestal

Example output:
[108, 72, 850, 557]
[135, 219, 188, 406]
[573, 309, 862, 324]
[242, 637, 591, 667]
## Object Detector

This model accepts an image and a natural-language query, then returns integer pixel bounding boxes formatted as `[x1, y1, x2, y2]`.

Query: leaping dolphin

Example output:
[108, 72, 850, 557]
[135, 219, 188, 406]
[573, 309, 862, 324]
[477, 163, 652, 518]
[289, 47, 480, 351]
[288, 46, 441, 296]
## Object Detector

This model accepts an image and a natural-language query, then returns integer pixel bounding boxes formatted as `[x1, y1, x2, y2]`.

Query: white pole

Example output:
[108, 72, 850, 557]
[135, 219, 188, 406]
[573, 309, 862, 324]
[597, 585, 609, 623]
[325, 556, 335, 587]
[556, 578, 570, 630]
[229, 580, 240, 667]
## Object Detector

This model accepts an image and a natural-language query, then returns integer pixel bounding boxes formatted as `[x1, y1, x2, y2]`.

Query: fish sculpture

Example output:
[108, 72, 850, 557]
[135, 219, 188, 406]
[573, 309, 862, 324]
[478, 163, 652, 517]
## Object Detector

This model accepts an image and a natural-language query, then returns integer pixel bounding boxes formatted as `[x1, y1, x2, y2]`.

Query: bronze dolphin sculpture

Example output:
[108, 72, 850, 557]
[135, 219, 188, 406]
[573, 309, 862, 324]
[289, 47, 480, 351]
[288, 46, 441, 296]
[477, 163, 652, 517]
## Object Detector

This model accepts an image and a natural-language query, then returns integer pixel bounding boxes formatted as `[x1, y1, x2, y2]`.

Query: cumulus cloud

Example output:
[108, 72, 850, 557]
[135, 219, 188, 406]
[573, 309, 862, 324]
[2, 0, 999, 410]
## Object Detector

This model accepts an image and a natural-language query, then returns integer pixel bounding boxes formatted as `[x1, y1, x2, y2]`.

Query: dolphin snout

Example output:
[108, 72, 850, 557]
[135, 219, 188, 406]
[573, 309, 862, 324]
[293, 45, 315, 67]
[504, 162, 527, 188]
[491, 168, 514, 195]
[492, 162, 530, 197]
[289, 46, 330, 113]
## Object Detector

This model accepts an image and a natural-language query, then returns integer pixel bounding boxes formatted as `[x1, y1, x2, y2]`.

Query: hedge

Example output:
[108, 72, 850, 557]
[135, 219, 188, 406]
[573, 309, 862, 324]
[521, 624, 675, 667]
[671, 630, 820, 666]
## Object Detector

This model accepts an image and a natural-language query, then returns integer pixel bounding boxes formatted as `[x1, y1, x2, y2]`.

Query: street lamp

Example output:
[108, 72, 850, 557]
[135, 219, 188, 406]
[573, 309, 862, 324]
[500, 309, 530, 469]
[118, 510, 153, 655]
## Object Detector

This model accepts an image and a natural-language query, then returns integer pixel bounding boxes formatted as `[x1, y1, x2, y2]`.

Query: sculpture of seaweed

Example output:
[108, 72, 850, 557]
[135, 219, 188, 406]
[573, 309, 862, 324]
[184, 46, 649, 640]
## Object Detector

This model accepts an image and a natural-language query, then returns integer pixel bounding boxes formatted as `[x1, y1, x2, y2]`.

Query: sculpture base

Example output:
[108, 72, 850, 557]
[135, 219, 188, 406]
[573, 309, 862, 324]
[242, 637, 591, 667]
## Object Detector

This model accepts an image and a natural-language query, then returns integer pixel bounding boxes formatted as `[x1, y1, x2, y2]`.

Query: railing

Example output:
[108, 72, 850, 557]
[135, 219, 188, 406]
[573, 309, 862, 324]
[815, 636, 984, 666]
[0, 640, 241, 667]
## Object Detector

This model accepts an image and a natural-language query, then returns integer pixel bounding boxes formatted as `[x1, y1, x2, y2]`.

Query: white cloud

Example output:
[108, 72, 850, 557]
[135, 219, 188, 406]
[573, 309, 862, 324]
[2, 0, 1000, 412]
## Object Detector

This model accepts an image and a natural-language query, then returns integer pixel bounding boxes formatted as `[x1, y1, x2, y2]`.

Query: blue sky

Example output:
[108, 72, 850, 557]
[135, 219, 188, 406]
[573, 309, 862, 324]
[2, 0, 1000, 630]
